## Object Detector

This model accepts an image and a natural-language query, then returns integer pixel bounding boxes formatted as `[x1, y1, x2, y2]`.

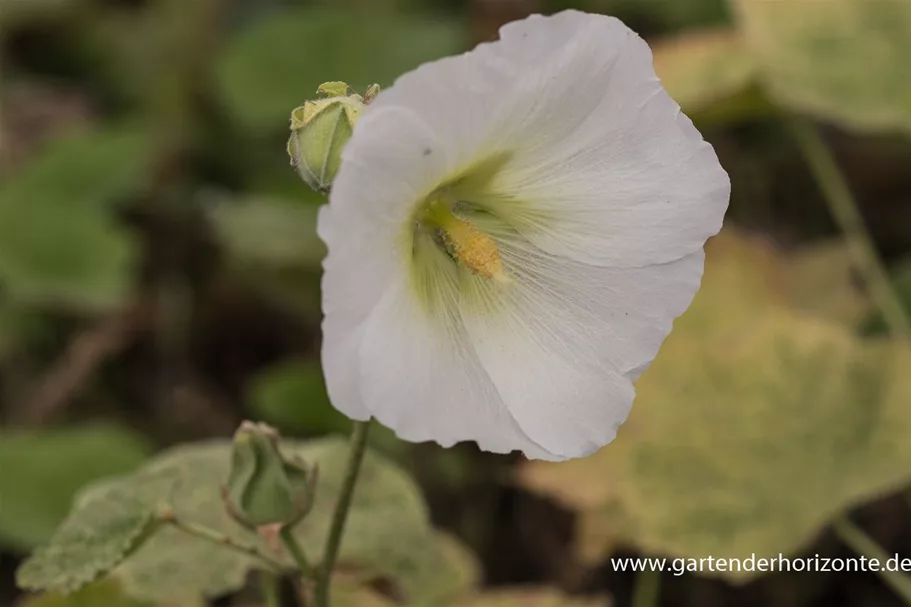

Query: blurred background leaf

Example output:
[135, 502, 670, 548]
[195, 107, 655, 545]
[0, 424, 152, 552]
[245, 359, 346, 435]
[0, 126, 151, 311]
[521, 231, 911, 578]
[215, 7, 466, 133]
[19, 437, 480, 603]
[732, 0, 911, 133]
[19, 579, 204, 607]
[652, 28, 771, 127]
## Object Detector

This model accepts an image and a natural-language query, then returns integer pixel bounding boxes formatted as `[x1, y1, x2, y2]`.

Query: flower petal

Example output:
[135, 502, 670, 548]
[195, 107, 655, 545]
[355, 240, 558, 459]
[367, 10, 729, 268]
[458, 217, 706, 458]
[319, 106, 449, 420]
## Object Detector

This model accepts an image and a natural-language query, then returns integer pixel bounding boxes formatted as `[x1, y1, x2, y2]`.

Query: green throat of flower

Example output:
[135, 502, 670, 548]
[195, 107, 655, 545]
[405, 153, 535, 315]
[418, 196, 511, 284]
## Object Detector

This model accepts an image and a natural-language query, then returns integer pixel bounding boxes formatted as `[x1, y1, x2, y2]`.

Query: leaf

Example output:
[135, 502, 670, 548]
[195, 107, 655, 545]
[38, 437, 472, 602]
[206, 194, 325, 317]
[216, 7, 465, 132]
[0, 299, 32, 361]
[207, 195, 324, 273]
[328, 531, 479, 607]
[779, 241, 870, 328]
[0, 0, 74, 28]
[18, 579, 153, 607]
[0, 424, 153, 551]
[732, 0, 911, 133]
[246, 360, 348, 435]
[430, 531, 483, 601]
[455, 588, 609, 607]
[520, 231, 911, 579]
[16, 486, 158, 594]
[0, 126, 152, 310]
[652, 28, 769, 126]
[19, 579, 204, 607]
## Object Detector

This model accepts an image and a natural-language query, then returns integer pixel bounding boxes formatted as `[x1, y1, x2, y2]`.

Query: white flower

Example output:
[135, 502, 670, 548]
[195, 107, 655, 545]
[317, 10, 730, 461]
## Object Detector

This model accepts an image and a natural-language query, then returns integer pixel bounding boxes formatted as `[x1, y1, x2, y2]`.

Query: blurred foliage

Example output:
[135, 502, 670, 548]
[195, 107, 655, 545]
[20, 580, 160, 607]
[732, 0, 911, 134]
[0, 424, 152, 552]
[651, 28, 771, 127]
[245, 359, 344, 435]
[215, 7, 466, 133]
[18, 437, 476, 604]
[519, 231, 911, 579]
[0, 126, 151, 311]
[2, 0, 911, 605]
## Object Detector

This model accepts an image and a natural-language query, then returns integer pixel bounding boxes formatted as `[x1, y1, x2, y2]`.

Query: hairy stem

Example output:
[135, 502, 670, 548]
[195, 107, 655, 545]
[280, 525, 314, 578]
[260, 571, 282, 607]
[631, 567, 661, 607]
[159, 509, 285, 572]
[789, 116, 911, 340]
[314, 420, 371, 607]
[834, 517, 911, 605]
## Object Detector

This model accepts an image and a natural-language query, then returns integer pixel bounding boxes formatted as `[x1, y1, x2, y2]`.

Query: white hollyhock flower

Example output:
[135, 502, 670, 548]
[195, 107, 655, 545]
[317, 10, 730, 461]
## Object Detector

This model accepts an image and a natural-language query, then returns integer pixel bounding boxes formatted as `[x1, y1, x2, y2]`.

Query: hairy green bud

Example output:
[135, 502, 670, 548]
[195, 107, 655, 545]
[223, 422, 318, 529]
[287, 81, 379, 192]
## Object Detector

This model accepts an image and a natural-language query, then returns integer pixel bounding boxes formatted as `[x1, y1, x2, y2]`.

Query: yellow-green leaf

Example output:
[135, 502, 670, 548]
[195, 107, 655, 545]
[520, 231, 910, 580]
[16, 486, 157, 594]
[19, 579, 202, 607]
[18, 579, 152, 607]
[652, 28, 769, 126]
[732, 0, 911, 133]
[44, 438, 474, 603]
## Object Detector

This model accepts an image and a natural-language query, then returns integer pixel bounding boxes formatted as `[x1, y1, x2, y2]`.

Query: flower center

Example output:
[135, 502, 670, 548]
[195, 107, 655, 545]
[419, 196, 510, 283]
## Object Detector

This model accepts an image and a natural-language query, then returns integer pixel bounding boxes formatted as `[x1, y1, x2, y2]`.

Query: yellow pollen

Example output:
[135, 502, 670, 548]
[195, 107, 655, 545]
[433, 211, 510, 283]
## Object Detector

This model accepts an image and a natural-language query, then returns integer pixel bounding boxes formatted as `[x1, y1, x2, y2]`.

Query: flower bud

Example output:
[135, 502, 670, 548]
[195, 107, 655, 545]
[223, 421, 318, 529]
[287, 82, 379, 192]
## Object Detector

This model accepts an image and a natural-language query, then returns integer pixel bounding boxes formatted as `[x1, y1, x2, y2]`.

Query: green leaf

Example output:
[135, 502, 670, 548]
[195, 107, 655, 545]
[0, 126, 152, 310]
[0, 424, 153, 551]
[208, 195, 324, 273]
[33, 437, 475, 602]
[207, 194, 325, 317]
[18, 579, 153, 607]
[16, 486, 158, 594]
[246, 360, 348, 435]
[732, 0, 911, 133]
[19, 579, 203, 607]
[520, 232, 911, 579]
[652, 28, 770, 127]
[0, 0, 75, 28]
[779, 240, 870, 328]
[216, 7, 465, 132]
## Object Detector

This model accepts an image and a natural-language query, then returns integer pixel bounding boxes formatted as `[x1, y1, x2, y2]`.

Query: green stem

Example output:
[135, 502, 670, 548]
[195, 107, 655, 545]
[314, 419, 372, 607]
[631, 567, 661, 607]
[834, 517, 911, 605]
[788, 116, 911, 341]
[280, 525, 314, 578]
[159, 510, 285, 572]
[260, 571, 282, 607]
